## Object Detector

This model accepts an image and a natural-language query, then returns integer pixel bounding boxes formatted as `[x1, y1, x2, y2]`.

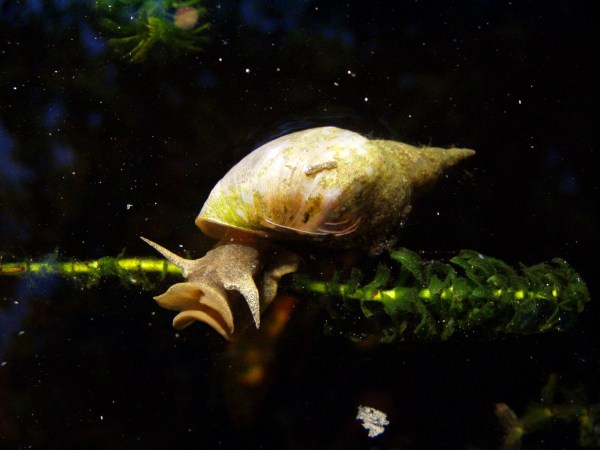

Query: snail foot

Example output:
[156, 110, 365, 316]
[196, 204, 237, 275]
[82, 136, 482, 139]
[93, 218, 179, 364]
[141, 237, 299, 340]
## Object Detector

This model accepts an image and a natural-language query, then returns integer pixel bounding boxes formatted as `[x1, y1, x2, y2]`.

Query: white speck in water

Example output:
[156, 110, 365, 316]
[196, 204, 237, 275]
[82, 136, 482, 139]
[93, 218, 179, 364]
[245, 68, 251, 74]
[356, 405, 389, 438]
[126, 203, 133, 210]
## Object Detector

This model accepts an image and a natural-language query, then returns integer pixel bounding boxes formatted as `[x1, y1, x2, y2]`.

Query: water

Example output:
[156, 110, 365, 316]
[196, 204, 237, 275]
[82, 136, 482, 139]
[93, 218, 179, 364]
[1, 1, 598, 448]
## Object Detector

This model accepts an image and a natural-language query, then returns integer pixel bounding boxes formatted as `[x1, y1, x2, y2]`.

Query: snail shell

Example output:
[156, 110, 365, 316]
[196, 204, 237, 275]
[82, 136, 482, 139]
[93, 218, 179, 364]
[197, 126, 474, 251]
[143, 126, 474, 339]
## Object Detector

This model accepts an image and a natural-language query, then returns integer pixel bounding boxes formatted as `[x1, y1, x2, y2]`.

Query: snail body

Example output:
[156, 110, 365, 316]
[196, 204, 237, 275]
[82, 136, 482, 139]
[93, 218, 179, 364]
[143, 126, 475, 339]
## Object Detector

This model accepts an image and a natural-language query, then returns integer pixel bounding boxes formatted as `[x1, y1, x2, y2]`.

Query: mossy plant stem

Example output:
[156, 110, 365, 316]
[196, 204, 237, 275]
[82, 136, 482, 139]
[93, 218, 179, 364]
[287, 278, 559, 304]
[0, 258, 181, 277]
[1, 249, 590, 341]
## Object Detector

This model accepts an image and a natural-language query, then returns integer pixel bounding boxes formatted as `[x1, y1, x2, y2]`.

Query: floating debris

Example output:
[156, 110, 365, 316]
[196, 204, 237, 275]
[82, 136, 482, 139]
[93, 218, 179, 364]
[356, 405, 389, 437]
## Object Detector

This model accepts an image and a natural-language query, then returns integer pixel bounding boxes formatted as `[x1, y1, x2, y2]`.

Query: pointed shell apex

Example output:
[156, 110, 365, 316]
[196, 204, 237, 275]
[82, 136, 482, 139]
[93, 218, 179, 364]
[195, 126, 475, 248]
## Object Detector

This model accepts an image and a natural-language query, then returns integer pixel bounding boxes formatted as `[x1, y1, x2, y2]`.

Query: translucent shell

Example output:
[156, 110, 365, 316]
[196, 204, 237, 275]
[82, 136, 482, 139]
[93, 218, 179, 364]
[197, 126, 475, 250]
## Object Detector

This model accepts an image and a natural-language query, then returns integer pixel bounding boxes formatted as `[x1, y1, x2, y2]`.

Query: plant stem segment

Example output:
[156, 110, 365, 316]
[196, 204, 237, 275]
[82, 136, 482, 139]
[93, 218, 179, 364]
[1, 249, 590, 342]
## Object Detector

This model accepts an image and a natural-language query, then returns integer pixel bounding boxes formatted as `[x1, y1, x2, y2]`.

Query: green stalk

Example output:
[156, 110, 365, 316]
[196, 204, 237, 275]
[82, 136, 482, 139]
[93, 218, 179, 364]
[0, 258, 181, 277]
[496, 374, 600, 449]
[283, 249, 590, 341]
[0, 257, 181, 290]
[0, 249, 590, 342]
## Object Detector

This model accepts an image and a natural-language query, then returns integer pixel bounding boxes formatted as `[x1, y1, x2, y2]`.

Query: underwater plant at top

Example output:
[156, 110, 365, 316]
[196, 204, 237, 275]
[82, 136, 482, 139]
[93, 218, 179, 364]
[96, 0, 210, 62]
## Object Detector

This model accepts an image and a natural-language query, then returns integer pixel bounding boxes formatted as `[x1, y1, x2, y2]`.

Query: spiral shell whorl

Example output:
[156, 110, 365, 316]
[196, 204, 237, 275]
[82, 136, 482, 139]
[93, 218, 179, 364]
[196, 128, 391, 242]
[196, 127, 473, 251]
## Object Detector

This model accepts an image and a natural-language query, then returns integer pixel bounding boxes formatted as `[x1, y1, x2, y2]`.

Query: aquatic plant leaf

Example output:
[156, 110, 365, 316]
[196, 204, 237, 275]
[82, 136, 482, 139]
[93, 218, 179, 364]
[363, 263, 391, 291]
[290, 249, 591, 343]
[497, 374, 600, 449]
[389, 248, 425, 284]
[1, 249, 591, 344]
[96, 0, 210, 62]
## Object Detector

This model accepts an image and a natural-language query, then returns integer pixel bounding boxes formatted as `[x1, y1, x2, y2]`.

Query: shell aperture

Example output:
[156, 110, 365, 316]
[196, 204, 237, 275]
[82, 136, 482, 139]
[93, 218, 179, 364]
[144, 126, 474, 339]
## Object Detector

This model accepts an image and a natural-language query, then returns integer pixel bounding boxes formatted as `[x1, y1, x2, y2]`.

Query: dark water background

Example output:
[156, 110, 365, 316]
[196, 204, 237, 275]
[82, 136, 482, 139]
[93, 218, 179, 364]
[1, 1, 599, 448]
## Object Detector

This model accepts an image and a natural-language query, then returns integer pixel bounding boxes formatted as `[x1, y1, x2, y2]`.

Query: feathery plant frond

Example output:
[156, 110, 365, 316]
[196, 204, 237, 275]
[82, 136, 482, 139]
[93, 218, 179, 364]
[495, 373, 600, 449]
[96, 0, 210, 62]
[285, 249, 590, 342]
[0, 249, 590, 342]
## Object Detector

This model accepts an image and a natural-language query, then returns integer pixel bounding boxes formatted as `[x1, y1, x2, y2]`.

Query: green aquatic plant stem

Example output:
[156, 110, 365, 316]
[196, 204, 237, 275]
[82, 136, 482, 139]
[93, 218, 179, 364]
[286, 249, 590, 341]
[287, 276, 559, 305]
[0, 258, 181, 277]
[0, 249, 590, 341]
[0, 257, 181, 291]
[496, 374, 600, 449]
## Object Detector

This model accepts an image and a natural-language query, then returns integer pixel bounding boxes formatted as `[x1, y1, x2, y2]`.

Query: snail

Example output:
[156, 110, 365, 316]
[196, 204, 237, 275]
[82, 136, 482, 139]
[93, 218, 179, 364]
[142, 126, 475, 340]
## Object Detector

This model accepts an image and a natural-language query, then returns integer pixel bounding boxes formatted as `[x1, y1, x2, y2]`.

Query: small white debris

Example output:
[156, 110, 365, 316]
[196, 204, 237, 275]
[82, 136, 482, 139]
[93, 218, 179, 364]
[356, 405, 389, 438]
